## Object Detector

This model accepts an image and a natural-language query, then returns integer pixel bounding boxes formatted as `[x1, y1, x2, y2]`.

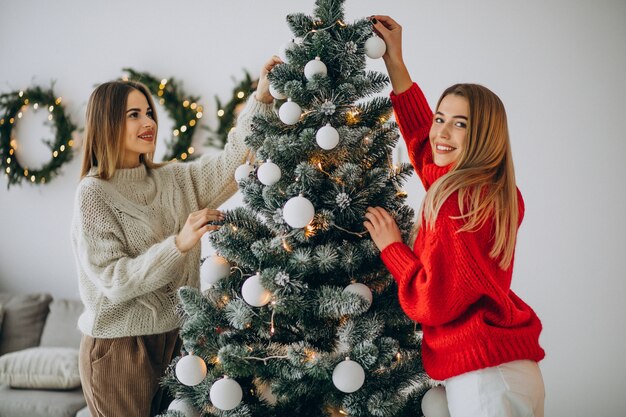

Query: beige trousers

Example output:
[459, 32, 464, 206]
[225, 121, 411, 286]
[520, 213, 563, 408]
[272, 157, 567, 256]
[79, 328, 182, 417]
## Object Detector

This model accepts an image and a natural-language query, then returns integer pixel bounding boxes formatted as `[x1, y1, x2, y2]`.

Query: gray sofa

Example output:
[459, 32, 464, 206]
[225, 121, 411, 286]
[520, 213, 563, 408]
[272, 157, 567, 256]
[0, 292, 91, 417]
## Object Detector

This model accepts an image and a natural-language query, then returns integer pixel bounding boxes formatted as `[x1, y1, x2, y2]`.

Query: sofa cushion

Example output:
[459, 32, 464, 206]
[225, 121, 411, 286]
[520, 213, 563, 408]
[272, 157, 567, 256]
[0, 346, 81, 389]
[0, 384, 86, 417]
[40, 299, 84, 349]
[0, 293, 52, 355]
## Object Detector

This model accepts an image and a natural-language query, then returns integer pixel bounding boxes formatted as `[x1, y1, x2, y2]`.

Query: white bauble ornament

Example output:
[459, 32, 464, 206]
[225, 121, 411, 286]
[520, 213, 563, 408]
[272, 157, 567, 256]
[175, 354, 207, 386]
[332, 359, 365, 393]
[257, 159, 282, 186]
[242, 273, 272, 307]
[279, 99, 302, 125]
[316, 123, 340, 150]
[343, 283, 373, 308]
[210, 376, 243, 411]
[364, 35, 386, 59]
[304, 56, 328, 80]
[278, 38, 300, 62]
[235, 162, 254, 183]
[269, 84, 287, 100]
[168, 398, 200, 417]
[200, 255, 230, 289]
[283, 194, 315, 228]
[421, 386, 450, 417]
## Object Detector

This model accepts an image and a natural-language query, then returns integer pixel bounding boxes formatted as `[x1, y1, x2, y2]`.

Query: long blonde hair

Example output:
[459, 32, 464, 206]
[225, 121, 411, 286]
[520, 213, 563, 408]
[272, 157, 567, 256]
[80, 80, 163, 179]
[419, 84, 518, 270]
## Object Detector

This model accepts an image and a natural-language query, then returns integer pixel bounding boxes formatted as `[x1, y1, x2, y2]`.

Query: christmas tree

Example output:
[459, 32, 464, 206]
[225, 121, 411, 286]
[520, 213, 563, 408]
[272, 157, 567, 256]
[160, 1, 432, 416]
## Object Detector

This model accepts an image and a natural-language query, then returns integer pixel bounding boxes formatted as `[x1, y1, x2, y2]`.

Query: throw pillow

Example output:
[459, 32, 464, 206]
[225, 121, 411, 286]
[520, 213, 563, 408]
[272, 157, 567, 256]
[0, 346, 81, 389]
[0, 293, 53, 355]
[40, 299, 84, 349]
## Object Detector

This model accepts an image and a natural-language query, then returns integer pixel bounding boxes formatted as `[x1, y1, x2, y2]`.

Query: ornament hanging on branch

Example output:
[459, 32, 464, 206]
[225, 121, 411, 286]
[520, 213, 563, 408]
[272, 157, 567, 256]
[175, 353, 207, 386]
[235, 161, 254, 183]
[257, 159, 282, 186]
[304, 56, 328, 80]
[316, 123, 340, 150]
[343, 282, 373, 309]
[421, 386, 451, 417]
[364, 34, 387, 59]
[168, 398, 200, 417]
[279, 99, 302, 125]
[278, 38, 302, 63]
[332, 358, 365, 393]
[200, 255, 231, 290]
[210, 376, 243, 411]
[283, 194, 315, 228]
[242, 272, 272, 307]
[269, 83, 287, 100]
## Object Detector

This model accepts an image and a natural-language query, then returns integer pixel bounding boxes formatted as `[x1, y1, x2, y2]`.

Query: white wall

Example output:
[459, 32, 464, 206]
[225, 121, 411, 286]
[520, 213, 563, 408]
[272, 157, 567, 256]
[1, 1, 625, 415]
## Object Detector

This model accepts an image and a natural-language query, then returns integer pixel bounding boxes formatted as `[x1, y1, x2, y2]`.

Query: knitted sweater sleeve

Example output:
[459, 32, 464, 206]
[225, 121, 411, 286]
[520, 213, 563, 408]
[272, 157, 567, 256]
[173, 93, 275, 209]
[71, 181, 186, 303]
[390, 83, 434, 188]
[380, 204, 492, 327]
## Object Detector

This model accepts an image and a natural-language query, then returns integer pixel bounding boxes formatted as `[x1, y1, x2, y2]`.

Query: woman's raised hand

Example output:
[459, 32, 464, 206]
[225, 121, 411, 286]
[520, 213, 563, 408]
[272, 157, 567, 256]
[175, 208, 224, 253]
[256, 55, 283, 104]
[371, 15, 413, 94]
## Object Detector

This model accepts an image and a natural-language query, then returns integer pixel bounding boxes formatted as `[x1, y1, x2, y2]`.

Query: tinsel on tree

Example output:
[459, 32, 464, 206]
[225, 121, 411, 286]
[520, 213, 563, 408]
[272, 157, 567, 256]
[159, 1, 432, 416]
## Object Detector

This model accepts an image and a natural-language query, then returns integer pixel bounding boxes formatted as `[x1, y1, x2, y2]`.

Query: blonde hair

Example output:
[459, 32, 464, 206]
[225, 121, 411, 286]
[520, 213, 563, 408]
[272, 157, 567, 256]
[80, 80, 163, 179]
[419, 84, 518, 270]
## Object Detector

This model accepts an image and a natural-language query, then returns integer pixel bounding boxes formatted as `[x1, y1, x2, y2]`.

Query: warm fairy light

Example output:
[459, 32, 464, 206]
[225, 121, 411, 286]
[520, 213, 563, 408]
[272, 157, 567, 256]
[159, 98, 165, 105]
[18, 91, 23, 97]
[6, 157, 10, 164]
[396, 191, 408, 198]
[17, 112, 23, 119]
[396, 352, 402, 361]
[30, 175, 35, 182]
[221, 295, 230, 303]
[180, 125, 187, 133]
[68, 139, 74, 147]
[48, 115, 53, 121]
[339, 410, 348, 416]
[23, 169, 28, 176]
[180, 153, 188, 160]
[231, 225, 238, 232]
[189, 120, 196, 127]
[237, 91, 245, 99]
[346, 108, 360, 125]
[188, 147, 195, 154]
[173, 129, 180, 136]
[53, 151, 58, 158]
[190, 102, 197, 110]
[55, 97, 62, 105]
[159, 83, 166, 90]
[48, 105, 54, 112]
[183, 100, 190, 107]
[161, 78, 168, 85]
[196, 112, 203, 119]
[157, 90, 164, 97]
[305, 224, 316, 237]
[5, 167, 10, 174]
[337, 19, 346, 27]
[33, 103, 39, 110]
[282, 239, 292, 252]
[60, 145, 65, 152]
[10, 140, 17, 148]
[23, 99, 29, 105]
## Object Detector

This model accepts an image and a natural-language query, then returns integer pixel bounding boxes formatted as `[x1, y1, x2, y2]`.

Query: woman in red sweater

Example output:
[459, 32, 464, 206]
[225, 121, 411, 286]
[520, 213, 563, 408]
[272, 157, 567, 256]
[363, 15, 546, 417]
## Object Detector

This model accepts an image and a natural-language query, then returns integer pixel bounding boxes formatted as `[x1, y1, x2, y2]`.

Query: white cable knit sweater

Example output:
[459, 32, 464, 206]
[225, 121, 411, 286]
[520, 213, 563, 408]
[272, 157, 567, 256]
[71, 94, 273, 338]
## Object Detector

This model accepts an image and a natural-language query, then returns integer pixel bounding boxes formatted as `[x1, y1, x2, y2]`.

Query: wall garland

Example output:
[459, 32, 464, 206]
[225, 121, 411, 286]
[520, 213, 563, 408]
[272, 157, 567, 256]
[0, 86, 77, 188]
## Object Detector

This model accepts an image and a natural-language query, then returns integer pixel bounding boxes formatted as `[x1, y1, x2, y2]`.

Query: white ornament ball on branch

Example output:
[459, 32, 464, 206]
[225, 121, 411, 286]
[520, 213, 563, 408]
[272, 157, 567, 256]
[279, 99, 302, 125]
[343, 283, 373, 309]
[235, 162, 254, 183]
[304, 56, 328, 80]
[278, 38, 300, 63]
[365, 35, 387, 59]
[316, 123, 340, 150]
[421, 386, 450, 417]
[283, 194, 315, 228]
[269, 84, 287, 100]
[210, 376, 243, 411]
[257, 159, 282, 186]
[332, 358, 365, 393]
[168, 398, 200, 417]
[175, 354, 207, 386]
[242, 273, 272, 307]
[200, 255, 230, 290]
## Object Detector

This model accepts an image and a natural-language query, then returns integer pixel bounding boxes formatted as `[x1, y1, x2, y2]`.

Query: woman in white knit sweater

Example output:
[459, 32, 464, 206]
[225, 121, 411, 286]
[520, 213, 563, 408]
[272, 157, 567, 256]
[71, 57, 281, 417]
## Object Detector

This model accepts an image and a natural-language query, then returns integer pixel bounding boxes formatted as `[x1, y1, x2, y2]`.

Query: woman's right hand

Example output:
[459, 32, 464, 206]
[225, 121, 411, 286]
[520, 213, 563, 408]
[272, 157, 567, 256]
[371, 15, 413, 94]
[175, 208, 224, 253]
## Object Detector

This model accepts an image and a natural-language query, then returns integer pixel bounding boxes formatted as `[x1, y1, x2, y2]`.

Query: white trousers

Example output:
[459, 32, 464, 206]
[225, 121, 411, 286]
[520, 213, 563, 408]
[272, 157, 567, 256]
[445, 360, 545, 417]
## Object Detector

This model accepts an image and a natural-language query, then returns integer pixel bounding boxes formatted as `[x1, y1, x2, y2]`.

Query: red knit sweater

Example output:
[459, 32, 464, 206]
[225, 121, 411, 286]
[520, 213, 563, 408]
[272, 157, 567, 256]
[382, 83, 545, 381]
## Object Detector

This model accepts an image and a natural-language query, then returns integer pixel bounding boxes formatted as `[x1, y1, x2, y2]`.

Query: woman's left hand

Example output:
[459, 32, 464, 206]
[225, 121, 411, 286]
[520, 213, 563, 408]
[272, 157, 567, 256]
[256, 55, 283, 104]
[364, 206, 403, 251]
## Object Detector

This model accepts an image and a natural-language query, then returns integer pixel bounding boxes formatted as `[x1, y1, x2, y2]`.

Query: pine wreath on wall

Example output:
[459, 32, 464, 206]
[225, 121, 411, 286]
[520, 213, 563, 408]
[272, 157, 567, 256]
[0, 85, 77, 188]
